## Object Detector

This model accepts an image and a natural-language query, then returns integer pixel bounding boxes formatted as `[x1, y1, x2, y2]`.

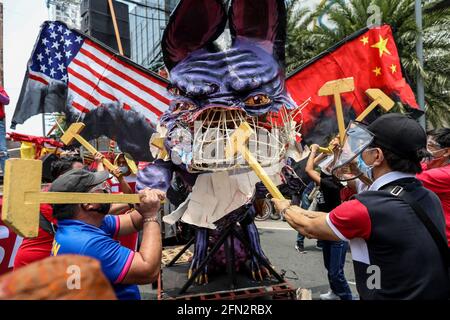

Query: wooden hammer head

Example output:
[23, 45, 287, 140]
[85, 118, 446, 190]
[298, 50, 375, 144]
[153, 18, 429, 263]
[2, 159, 42, 238]
[225, 122, 254, 159]
[365, 88, 395, 111]
[318, 77, 355, 96]
[61, 122, 86, 145]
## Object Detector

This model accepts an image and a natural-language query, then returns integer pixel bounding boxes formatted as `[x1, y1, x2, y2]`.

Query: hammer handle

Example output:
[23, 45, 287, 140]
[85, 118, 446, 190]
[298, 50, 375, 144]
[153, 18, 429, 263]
[355, 100, 378, 122]
[318, 147, 333, 154]
[75, 134, 118, 172]
[27, 192, 141, 204]
[333, 93, 346, 145]
[240, 148, 286, 200]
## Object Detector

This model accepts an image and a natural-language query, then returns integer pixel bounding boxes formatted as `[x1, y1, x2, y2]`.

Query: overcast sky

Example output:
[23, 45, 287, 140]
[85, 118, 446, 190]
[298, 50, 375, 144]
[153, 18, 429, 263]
[4, 0, 47, 136]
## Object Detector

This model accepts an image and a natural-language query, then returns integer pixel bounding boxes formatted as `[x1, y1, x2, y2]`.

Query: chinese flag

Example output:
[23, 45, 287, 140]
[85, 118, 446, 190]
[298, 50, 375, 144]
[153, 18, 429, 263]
[286, 24, 420, 145]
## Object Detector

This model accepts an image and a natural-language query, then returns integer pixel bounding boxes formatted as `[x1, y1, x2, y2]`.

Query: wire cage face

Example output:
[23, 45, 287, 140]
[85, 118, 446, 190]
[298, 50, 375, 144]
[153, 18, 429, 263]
[167, 107, 302, 173]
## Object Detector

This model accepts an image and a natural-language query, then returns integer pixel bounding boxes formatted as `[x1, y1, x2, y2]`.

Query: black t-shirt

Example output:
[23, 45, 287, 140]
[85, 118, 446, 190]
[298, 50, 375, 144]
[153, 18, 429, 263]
[317, 171, 343, 212]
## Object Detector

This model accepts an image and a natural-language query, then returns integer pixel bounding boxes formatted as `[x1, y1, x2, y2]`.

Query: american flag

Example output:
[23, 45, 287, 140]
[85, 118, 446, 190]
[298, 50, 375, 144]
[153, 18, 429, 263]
[25, 21, 169, 124]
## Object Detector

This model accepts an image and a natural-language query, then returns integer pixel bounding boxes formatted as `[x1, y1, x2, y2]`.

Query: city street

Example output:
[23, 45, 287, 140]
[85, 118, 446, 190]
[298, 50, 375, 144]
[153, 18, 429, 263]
[140, 220, 358, 300]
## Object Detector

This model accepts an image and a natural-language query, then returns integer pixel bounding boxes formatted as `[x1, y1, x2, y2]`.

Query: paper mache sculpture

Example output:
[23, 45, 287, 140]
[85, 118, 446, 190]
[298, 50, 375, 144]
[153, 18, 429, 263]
[137, 0, 303, 283]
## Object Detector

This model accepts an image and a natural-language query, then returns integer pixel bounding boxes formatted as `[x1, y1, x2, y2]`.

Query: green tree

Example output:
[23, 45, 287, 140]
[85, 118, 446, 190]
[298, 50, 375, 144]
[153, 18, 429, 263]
[286, 0, 450, 128]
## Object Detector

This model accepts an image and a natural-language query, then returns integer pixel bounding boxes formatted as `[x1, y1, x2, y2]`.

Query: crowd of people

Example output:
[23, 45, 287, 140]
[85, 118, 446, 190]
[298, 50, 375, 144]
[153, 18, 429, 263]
[1, 113, 449, 300]
[9, 148, 164, 300]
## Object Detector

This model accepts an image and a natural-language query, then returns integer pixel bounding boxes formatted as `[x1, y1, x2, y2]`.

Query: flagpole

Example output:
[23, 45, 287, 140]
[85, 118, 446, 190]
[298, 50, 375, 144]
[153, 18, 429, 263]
[107, 0, 124, 56]
[415, 0, 426, 128]
[107, 0, 124, 161]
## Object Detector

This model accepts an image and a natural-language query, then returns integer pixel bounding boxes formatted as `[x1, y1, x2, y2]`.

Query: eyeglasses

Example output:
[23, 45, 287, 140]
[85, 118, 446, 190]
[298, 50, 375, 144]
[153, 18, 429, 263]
[427, 139, 442, 149]
[88, 181, 111, 194]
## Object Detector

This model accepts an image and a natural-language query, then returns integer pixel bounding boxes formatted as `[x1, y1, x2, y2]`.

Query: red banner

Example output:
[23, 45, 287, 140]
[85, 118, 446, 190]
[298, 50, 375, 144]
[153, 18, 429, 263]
[286, 24, 419, 144]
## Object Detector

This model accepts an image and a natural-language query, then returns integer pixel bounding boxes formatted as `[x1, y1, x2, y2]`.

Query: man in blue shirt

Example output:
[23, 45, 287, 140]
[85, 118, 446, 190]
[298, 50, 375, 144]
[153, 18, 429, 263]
[50, 169, 165, 300]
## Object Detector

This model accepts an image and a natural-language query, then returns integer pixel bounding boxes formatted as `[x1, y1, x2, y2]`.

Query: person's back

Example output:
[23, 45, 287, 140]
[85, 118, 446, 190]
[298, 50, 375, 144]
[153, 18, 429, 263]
[354, 178, 449, 299]
[53, 215, 139, 300]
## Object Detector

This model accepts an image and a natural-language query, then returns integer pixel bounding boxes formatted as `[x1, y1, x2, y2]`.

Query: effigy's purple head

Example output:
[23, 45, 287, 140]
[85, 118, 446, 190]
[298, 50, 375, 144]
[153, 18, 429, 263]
[157, 0, 298, 172]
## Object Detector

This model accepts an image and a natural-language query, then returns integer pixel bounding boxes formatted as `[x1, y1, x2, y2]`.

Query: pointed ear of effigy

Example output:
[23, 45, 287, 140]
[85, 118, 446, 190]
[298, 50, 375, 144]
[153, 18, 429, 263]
[162, 0, 227, 70]
[228, 0, 287, 66]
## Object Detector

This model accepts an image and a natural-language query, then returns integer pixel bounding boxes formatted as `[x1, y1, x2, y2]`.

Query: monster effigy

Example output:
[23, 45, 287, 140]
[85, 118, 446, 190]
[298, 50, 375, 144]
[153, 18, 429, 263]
[137, 0, 302, 283]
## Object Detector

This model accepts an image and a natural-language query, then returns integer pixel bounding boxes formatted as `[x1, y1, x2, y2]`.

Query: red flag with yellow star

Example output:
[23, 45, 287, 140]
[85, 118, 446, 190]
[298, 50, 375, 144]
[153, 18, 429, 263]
[286, 24, 420, 145]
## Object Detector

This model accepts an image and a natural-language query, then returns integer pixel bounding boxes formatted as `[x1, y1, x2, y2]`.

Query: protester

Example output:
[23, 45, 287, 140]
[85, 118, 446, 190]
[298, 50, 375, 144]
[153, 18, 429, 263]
[50, 169, 165, 300]
[0, 86, 10, 174]
[13, 155, 84, 269]
[417, 128, 450, 245]
[273, 114, 450, 299]
[94, 151, 139, 250]
[305, 141, 353, 301]
[114, 152, 138, 190]
[295, 181, 315, 253]
[95, 152, 134, 194]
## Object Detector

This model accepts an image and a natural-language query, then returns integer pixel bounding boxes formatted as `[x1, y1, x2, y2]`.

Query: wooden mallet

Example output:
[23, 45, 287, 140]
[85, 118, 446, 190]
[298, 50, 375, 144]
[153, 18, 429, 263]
[61, 123, 118, 172]
[225, 122, 286, 200]
[1, 159, 141, 238]
[356, 88, 395, 122]
[318, 77, 355, 145]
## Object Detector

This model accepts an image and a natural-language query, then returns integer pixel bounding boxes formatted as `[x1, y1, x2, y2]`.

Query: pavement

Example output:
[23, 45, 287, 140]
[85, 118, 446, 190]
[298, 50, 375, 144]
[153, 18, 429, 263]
[255, 220, 357, 299]
[140, 219, 358, 300]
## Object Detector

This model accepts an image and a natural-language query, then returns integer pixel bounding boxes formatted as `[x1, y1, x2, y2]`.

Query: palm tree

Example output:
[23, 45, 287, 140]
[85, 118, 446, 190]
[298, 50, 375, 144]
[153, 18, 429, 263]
[286, 0, 450, 128]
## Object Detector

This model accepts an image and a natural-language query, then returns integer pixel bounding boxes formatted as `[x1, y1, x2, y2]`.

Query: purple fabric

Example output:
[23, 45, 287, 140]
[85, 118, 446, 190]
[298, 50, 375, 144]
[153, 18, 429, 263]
[229, 0, 287, 65]
[136, 159, 198, 192]
[160, 38, 294, 127]
[0, 89, 10, 106]
[162, 0, 227, 70]
[136, 160, 174, 192]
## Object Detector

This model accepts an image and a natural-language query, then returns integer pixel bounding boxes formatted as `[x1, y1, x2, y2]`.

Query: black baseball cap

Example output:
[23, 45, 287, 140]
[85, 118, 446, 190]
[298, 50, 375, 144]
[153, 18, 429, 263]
[366, 113, 427, 161]
[49, 169, 109, 193]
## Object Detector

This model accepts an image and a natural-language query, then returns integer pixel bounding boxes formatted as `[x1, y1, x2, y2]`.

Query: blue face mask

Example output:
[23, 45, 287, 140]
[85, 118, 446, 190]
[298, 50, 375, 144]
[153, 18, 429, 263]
[356, 153, 373, 181]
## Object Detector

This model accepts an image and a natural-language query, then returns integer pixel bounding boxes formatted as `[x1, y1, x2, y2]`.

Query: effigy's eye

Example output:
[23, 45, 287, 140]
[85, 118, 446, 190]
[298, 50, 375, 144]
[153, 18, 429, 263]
[244, 94, 272, 107]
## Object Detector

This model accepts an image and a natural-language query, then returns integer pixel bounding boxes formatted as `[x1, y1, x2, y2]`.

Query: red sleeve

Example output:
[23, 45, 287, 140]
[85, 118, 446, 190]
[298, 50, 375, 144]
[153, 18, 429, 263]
[327, 199, 371, 240]
[0, 88, 9, 105]
[417, 167, 450, 194]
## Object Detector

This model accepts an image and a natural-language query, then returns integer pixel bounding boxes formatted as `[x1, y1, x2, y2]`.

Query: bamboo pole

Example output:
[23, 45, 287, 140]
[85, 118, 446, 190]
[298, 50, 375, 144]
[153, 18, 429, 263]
[107, 0, 124, 56]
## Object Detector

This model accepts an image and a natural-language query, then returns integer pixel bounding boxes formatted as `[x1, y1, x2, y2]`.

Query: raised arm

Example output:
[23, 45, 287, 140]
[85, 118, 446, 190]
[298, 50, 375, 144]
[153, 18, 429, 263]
[120, 188, 165, 285]
[305, 144, 321, 185]
[271, 198, 339, 241]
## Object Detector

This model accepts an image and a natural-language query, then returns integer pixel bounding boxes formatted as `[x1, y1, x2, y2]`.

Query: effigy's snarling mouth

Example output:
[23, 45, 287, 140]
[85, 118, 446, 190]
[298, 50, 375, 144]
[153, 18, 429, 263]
[168, 107, 294, 172]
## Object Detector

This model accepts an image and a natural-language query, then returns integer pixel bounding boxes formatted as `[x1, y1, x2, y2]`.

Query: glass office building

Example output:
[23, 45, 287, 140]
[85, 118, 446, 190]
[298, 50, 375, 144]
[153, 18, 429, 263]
[129, 0, 177, 70]
[47, 0, 82, 29]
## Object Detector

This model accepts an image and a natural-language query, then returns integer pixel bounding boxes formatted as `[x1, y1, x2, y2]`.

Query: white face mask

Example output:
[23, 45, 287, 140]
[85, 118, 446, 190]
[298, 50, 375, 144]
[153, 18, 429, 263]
[425, 147, 449, 165]
[119, 166, 130, 175]
[356, 149, 377, 181]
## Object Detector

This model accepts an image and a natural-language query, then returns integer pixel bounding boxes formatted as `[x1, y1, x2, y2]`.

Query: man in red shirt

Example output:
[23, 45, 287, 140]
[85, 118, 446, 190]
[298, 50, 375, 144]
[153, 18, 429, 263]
[272, 114, 450, 299]
[417, 128, 450, 246]
[0, 86, 10, 174]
